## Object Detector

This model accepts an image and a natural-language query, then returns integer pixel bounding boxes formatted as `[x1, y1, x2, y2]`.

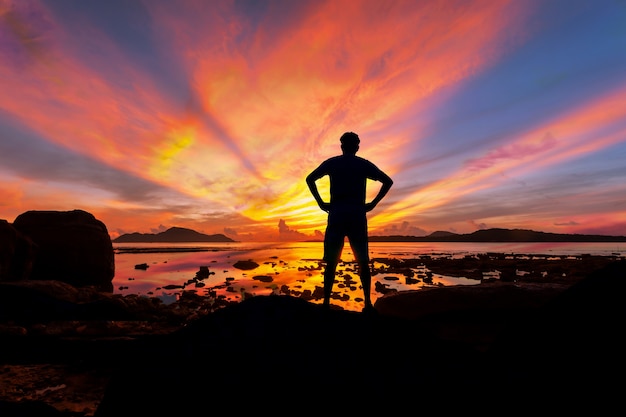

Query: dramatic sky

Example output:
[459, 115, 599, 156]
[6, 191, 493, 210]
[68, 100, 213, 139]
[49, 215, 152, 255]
[1, 0, 625, 241]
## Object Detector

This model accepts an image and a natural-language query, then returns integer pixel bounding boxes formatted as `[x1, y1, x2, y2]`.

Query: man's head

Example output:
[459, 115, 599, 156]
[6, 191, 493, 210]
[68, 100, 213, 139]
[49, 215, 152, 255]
[340, 131, 360, 154]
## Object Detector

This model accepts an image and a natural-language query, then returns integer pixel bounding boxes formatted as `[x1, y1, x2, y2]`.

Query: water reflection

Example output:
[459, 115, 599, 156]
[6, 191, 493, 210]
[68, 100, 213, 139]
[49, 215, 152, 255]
[113, 241, 623, 312]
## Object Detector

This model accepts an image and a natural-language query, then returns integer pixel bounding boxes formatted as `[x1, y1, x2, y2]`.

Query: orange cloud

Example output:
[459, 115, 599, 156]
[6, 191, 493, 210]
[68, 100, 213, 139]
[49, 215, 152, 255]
[2, 0, 564, 239]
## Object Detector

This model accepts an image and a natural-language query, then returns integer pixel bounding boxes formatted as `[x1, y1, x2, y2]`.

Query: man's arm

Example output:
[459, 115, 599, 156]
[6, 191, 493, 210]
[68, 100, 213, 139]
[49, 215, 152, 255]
[306, 168, 331, 212]
[365, 171, 393, 212]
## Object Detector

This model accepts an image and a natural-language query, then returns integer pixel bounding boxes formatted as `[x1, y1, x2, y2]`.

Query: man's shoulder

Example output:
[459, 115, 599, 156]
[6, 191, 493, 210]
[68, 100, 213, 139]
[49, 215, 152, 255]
[321, 155, 344, 165]
[353, 155, 378, 167]
[322, 155, 379, 170]
[354, 155, 373, 163]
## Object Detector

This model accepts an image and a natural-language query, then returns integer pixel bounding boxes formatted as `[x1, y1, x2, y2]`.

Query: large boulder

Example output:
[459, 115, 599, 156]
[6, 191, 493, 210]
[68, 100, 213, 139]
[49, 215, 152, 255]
[12, 210, 114, 289]
[0, 219, 35, 282]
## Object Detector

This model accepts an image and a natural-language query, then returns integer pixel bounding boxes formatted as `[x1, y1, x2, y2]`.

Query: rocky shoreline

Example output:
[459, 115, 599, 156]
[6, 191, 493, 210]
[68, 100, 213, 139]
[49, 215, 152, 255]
[1, 255, 625, 415]
[1, 210, 625, 415]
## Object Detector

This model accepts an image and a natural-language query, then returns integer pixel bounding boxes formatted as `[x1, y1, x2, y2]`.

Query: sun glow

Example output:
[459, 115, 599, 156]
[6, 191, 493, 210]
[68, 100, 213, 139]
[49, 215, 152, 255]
[1, 0, 625, 239]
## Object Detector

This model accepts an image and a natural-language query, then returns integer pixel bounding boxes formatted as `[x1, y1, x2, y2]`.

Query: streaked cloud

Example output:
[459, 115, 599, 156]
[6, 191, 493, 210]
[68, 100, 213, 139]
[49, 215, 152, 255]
[1, 0, 625, 239]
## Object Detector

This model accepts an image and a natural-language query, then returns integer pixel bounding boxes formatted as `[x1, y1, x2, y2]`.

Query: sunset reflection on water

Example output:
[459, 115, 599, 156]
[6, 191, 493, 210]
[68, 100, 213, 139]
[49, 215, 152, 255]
[112, 241, 622, 312]
[113, 242, 479, 311]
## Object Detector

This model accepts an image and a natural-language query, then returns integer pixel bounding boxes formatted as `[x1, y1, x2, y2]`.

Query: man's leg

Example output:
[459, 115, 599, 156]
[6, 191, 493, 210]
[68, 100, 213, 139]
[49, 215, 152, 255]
[348, 212, 374, 311]
[323, 260, 338, 308]
[349, 243, 374, 310]
[357, 258, 373, 309]
[323, 213, 343, 308]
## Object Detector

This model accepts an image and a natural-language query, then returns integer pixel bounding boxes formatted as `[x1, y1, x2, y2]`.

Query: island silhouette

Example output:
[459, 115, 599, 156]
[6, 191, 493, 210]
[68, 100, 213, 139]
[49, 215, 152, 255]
[113, 227, 235, 243]
[114, 226, 626, 243]
[368, 228, 626, 242]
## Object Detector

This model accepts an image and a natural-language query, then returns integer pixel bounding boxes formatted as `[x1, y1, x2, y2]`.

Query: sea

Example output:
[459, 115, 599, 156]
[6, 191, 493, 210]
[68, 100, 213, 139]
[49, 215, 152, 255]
[112, 241, 625, 312]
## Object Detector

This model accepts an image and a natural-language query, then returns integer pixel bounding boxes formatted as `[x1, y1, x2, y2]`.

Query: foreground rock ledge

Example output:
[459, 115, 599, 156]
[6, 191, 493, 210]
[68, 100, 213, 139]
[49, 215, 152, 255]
[94, 259, 625, 415]
[1, 259, 624, 416]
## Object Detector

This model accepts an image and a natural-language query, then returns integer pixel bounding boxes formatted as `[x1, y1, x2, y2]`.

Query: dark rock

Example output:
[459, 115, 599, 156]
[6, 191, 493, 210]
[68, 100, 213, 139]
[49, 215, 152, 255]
[95, 295, 450, 415]
[375, 281, 569, 320]
[492, 259, 626, 397]
[12, 210, 114, 289]
[161, 284, 184, 290]
[374, 280, 397, 294]
[0, 399, 72, 417]
[93, 260, 626, 415]
[252, 275, 273, 282]
[232, 259, 259, 270]
[2, 255, 624, 414]
[0, 280, 137, 322]
[195, 266, 211, 279]
[0, 219, 35, 282]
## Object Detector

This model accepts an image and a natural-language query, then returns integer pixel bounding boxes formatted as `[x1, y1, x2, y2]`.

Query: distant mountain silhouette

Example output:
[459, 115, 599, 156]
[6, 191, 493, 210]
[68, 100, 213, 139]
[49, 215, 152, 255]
[369, 228, 626, 242]
[113, 227, 235, 243]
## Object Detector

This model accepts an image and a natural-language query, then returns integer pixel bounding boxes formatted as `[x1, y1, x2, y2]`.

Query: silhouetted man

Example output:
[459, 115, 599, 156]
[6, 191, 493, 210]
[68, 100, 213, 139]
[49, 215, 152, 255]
[306, 131, 393, 312]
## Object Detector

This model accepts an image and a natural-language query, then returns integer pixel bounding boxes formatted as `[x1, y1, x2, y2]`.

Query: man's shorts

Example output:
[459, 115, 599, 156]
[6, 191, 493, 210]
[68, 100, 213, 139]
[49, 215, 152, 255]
[323, 210, 369, 264]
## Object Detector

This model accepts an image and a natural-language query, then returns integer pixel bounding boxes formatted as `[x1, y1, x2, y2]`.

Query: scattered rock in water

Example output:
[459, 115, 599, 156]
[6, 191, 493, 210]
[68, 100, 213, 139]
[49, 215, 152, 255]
[195, 266, 212, 279]
[374, 281, 397, 294]
[134, 263, 149, 270]
[253, 275, 273, 283]
[161, 284, 184, 290]
[233, 260, 259, 270]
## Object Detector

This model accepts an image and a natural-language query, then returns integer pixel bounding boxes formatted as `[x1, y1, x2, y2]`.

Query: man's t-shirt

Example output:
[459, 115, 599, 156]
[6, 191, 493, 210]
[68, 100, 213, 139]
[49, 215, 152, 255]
[314, 154, 387, 212]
